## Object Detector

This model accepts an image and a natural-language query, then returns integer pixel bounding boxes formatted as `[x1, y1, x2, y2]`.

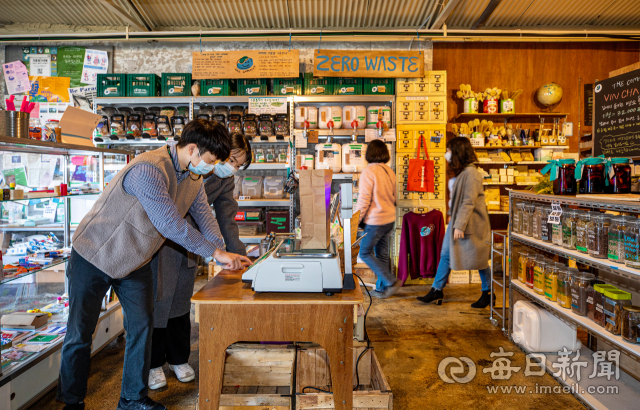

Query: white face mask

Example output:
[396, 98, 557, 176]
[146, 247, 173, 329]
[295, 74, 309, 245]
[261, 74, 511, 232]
[444, 152, 452, 163]
[213, 161, 236, 178]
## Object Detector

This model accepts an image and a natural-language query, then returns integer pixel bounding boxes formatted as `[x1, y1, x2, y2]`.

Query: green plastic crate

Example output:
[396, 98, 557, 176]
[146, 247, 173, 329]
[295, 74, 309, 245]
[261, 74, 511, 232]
[363, 78, 395, 95]
[127, 74, 160, 97]
[97, 74, 127, 97]
[237, 79, 268, 96]
[200, 79, 231, 96]
[333, 78, 362, 95]
[303, 73, 333, 95]
[161, 73, 192, 96]
[273, 75, 303, 95]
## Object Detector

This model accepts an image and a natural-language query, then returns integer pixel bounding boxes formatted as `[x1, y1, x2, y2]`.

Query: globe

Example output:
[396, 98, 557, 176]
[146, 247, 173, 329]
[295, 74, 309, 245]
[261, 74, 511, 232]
[536, 82, 563, 108]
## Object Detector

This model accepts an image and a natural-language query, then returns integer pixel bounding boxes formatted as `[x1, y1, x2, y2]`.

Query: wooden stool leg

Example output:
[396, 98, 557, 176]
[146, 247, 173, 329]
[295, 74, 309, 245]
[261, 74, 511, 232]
[321, 305, 354, 410]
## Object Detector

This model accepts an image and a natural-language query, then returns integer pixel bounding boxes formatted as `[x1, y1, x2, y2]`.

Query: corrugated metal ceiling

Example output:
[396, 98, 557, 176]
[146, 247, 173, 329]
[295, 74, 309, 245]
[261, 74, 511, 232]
[0, 0, 135, 27]
[449, 0, 640, 29]
[131, 0, 442, 30]
[0, 0, 639, 31]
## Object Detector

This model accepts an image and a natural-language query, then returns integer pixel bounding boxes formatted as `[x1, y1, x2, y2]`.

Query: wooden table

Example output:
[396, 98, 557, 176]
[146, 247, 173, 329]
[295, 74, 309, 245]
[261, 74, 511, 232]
[192, 270, 364, 410]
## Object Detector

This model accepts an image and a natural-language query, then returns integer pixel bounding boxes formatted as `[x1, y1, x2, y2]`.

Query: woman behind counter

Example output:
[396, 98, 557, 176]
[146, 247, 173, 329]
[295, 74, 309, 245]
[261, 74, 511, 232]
[149, 132, 251, 389]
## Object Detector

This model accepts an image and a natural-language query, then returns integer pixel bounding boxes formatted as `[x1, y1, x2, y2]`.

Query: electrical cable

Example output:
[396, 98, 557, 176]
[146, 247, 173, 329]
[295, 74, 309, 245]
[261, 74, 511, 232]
[353, 272, 372, 391]
[302, 386, 333, 394]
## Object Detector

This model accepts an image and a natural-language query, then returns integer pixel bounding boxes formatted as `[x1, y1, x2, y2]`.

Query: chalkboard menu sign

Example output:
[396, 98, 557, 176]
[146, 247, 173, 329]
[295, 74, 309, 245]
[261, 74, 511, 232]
[594, 68, 640, 157]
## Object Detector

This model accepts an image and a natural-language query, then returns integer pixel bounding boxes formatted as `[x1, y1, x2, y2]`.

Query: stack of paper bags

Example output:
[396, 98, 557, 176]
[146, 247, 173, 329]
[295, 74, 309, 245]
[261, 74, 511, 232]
[299, 169, 332, 249]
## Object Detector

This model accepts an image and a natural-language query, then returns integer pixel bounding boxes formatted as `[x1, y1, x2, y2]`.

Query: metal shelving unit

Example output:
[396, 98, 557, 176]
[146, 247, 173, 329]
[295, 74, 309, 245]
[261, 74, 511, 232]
[507, 190, 640, 410]
[236, 199, 290, 207]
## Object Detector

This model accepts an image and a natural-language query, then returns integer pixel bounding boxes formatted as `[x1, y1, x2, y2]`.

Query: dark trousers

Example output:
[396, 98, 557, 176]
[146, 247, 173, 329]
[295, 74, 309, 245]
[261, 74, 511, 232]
[56, 249, 154, 404]
[150, 313, 191, 369]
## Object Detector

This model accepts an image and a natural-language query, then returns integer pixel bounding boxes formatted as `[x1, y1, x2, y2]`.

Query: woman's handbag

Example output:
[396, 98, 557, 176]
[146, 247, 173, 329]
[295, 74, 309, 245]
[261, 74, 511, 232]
[407, 135, 434, 192]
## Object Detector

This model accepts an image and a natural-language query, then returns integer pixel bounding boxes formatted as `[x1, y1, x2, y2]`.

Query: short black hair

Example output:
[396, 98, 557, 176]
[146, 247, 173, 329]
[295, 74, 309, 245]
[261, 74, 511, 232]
[177, 119, 231, 161]
[446, 137, 478, 176]
[230, 132, 253, 170]
[365, 139, 390, 164]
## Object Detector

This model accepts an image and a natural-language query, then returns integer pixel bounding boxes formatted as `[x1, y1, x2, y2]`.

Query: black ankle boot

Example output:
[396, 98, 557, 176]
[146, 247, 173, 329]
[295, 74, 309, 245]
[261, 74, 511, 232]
[416, 288, 444, 305]
[471, 291, 495, 308]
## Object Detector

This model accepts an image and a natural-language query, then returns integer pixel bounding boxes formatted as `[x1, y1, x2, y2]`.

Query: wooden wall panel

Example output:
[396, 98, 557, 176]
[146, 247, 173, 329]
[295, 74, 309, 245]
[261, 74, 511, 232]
[433, 42, 640, 153]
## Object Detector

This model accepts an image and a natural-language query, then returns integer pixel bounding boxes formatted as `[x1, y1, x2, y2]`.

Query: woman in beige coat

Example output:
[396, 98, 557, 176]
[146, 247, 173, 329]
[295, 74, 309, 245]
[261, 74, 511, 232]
[417, 137, 492, 307]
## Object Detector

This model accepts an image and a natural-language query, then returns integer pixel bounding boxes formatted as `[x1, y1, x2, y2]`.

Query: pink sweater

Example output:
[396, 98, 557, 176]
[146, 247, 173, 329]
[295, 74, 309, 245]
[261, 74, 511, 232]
[355, 163, 397, 225]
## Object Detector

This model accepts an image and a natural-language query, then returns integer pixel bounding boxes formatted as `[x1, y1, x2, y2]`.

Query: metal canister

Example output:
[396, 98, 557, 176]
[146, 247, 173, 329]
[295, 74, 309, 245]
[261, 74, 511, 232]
[0, 110, 30, 138]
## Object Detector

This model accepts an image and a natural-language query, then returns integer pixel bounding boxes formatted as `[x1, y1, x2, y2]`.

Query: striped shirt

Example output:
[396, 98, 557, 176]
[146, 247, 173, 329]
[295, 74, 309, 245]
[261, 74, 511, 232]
[123, 142, 225, 258]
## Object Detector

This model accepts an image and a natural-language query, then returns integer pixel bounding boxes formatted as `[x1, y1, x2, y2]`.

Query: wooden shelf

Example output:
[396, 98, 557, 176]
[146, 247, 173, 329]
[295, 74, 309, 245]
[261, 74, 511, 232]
[454, 113, 569, 121]
[474, 146, 569, 150]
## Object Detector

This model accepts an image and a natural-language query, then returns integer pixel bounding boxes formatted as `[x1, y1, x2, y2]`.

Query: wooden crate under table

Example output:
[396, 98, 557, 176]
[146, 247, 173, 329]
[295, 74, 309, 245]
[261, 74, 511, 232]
[296, 344, 392, 409]
[210, 343, 294, 409]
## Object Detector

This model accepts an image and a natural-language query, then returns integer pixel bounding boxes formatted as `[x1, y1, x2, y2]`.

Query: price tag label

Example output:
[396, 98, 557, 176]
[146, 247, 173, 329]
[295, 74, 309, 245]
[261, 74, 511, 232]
[548, 202, 562, 224]
[294, 131, 308, 148]
[238, 196, 251, 201]
[43, 203, 57, 222]
[364, 128, 396, 142]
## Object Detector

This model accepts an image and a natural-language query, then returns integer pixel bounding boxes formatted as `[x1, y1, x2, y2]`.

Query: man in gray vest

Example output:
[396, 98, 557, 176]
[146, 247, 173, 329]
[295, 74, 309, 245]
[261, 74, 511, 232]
[57, 119, 251, 410]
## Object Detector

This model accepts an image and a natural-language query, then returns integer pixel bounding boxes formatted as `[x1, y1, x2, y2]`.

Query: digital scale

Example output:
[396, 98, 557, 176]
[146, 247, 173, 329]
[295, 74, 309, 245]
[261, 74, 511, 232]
[242, 182, 360, 295]
[241, 238, 347, 294]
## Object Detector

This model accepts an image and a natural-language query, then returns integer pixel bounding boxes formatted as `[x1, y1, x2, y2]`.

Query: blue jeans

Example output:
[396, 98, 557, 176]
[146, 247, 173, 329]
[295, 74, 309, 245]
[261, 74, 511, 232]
[432, 228, 491, 292]
[359, 222, 396, 292]
[57, 249, 154, 404]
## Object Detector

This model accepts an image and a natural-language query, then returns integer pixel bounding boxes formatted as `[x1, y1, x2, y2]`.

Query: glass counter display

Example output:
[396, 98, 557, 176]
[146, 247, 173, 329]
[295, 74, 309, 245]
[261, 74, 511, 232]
[0, 136, 129, 408]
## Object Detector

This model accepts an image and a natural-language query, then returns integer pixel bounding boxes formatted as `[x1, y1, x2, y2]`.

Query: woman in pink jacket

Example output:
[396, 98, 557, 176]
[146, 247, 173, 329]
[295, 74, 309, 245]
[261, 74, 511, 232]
[354, 140, 399, 298]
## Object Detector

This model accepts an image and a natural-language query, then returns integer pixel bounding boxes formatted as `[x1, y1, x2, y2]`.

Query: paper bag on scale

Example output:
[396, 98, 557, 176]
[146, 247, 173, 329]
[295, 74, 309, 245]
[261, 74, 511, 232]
[299, 169, 333, 249]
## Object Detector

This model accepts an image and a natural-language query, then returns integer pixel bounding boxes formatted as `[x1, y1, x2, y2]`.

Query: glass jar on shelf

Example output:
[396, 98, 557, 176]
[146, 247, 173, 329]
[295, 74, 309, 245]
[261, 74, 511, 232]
[577, 157, 606, 194]
[44, 119, 60, 142]
[557, 268, 574, 309]
[526, 253, 536, 289]
[532, 206, 543, 240]
[540, 207, 553, 243]
[265, 148, 276, 163]
[552, 159, 577, 195]
[562, 209, 579, 250]
[29, 117, 42, 140]
[586, 280, 605, 322]
[621, 305, 640, 344]
[576, 211, 592, 254]
[593, 284, 618, 327]
[587, 214, 611, 259]
[513, 202, 525, 234]
[604, 289, 632, 335]
[518, 251, 529, 283]
[544, 262, 563, 302]
[624, 219, 640, 269]
[277, 148, 287, 163]
[533, 256, 547, 295]
[522, 203, 535, 237]
[254, 148, 266, 163]
[552, 212, 564, 246]
[607, 216, 627, 263]
[605, 158, 631, 194]
[570, 271, 596, 317]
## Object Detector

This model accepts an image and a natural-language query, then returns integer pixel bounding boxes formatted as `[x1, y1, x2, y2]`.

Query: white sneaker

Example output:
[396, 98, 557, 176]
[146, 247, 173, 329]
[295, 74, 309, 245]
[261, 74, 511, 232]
[148, 367, 167, 390]
[169, 363, 195, 383]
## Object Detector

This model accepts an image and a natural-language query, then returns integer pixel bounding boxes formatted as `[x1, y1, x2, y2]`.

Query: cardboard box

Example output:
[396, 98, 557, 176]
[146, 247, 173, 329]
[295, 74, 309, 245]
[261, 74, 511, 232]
[449, 270, 470, 284]
[299, 169, 332, 249]
[499, 168, 507, 176]
[59, 106, 102, 146]
[485, 188, 501, 211]
[1, 312, 48, 329]
[507, 175, 514, 183]
[499, 175, 508, 183]
[506, 168, 514, 176]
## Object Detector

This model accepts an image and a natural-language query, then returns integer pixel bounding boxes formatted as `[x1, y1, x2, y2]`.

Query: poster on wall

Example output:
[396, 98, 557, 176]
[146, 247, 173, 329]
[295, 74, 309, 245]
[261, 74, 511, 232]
[22, 46, 57, 76]
[593, 68, 640, 157]
[248, 97, 288, 115]
[192, 50, 299, 79]
[2, 61, 31, 95]
[57, 46, 86, 88]
[28, 54, 51, 77]
[28, 76, 71, 102]
[313, 50, 424, 78]
[80, 49, 108, 84]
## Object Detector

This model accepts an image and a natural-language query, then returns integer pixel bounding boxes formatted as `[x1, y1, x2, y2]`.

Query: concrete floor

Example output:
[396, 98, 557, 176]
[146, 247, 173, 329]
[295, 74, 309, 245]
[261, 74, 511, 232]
[32, 278, 584, 410]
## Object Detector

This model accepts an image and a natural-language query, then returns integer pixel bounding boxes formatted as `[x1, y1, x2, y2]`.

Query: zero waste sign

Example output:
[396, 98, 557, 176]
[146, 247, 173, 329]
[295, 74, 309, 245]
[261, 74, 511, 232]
[313, 50, 424, 78]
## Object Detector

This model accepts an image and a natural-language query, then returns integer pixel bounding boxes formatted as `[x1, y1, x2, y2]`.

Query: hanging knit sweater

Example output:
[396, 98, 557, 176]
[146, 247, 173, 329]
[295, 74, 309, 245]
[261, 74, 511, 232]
[397, 210, 445, 282]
